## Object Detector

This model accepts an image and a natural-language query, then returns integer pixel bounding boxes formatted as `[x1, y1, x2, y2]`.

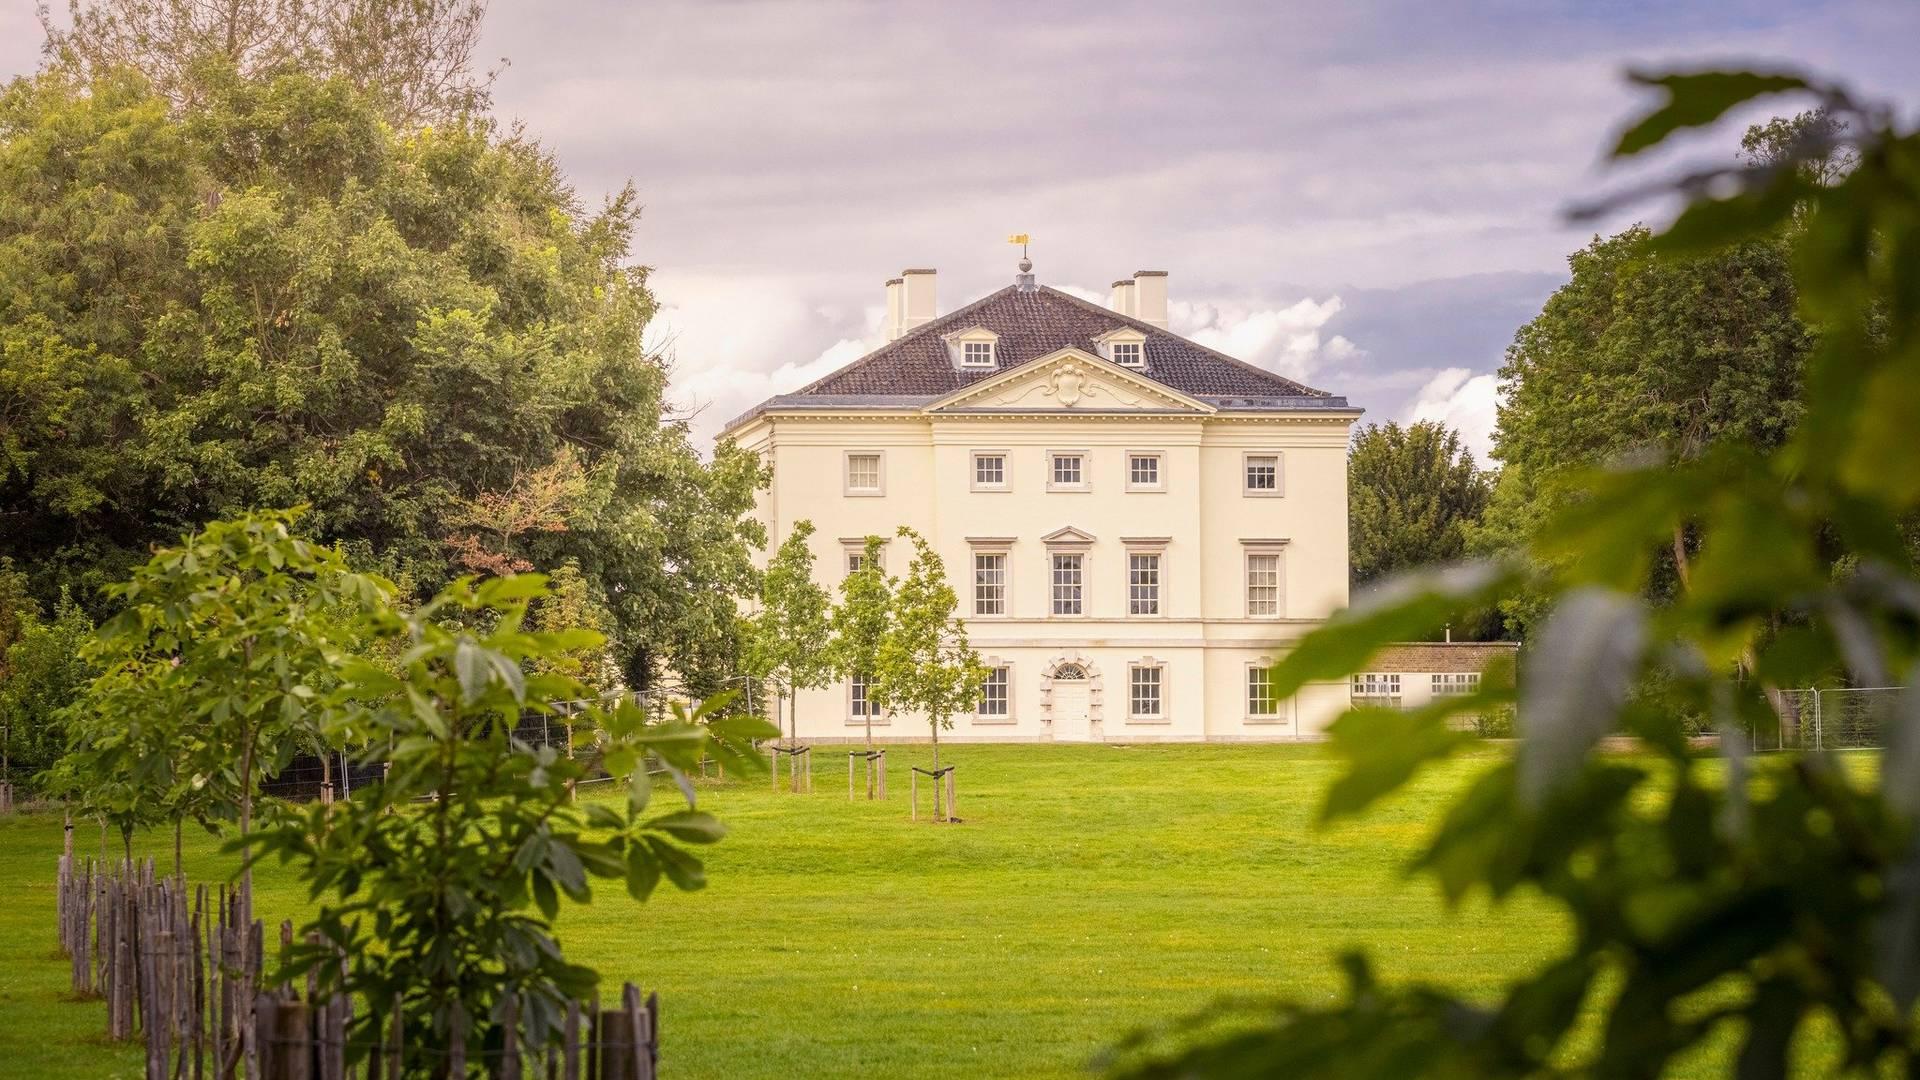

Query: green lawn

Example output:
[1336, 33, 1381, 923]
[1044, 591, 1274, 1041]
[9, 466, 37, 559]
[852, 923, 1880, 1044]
[0, 743, 1570, 1078]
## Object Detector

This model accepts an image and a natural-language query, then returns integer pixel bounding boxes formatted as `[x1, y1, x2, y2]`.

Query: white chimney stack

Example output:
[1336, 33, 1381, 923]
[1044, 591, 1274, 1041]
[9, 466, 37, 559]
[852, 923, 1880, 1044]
[899, 268, 937, 335]
[1132, 270, 1168, 328]
[884, 277, 905, 341]
[1108, 279, 1136, 318]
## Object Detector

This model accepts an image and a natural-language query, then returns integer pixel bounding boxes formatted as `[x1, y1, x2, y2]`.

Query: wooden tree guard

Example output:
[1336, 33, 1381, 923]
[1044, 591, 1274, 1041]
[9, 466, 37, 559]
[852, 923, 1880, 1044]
[909, 766, 957, 823]
[846, 750, 887, 800]
[53, 853, 662, 1077]
[768, 745, 812, 793]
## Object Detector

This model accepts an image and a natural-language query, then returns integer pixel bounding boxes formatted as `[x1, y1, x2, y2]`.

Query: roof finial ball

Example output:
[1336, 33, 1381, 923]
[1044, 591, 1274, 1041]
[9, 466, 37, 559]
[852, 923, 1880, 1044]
[1008, 233, 1037, 291]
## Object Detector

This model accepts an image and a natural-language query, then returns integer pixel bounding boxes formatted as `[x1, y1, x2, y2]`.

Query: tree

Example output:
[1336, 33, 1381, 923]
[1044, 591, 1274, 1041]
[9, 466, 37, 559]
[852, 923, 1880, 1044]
[54, 509, 385, 903]
[1741, 107, 1858, 187]
[743, 520, 837, 746]
[1105, 68, 1920, 1078]
[528, 559, 617, 696]
[874, 528, 986, 779]
[0, 66, 765, 692]
[40, 0, 499, 127]
[250, 573, 775, 1070]
[1348, 421, 1492, 587]
[443, 447, 588, 577]
[831, 536, 892, 751]
[0, 589, 96, 791]
[1478, 221, 1811, 635]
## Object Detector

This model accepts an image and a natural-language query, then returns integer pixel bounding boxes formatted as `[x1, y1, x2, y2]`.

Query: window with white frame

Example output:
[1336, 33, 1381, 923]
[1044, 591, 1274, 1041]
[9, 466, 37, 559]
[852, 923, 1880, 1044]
[1353, 673, 1402, 706]
[1245, 552, 1282, 616]
[1128, 553, 1161, 615]
[977, 666, 1009, 718]
[845, 543, 883, 577]
[1129, 664, 1164, 719]
[972, 452, 1007, 489]
[845, 452, 882, 494]
[973, 553, 1007, 616]
[1111, 342, 1144, 368]
[961, 341, 995, 368]
[1244, 453, 1281, 495]
[1049, 452, 1085, 489]
[849, 673, 877, 719]
[1127, 453, 1162, 490]
[1050, 553, 1084, 615]
[1432, 672, 1480, 697]
[1247, 666, 1281, 718]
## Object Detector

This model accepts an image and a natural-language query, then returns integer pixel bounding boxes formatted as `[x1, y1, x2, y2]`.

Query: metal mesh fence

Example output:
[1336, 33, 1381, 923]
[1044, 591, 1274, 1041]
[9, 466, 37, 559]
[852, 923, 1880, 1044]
[261, 700, 605, 802]
[1762, 687, 1899, 751]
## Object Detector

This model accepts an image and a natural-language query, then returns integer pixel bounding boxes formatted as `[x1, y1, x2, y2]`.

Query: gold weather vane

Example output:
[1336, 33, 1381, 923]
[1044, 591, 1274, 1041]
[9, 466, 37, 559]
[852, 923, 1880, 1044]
[1007, 233, 1031, 258]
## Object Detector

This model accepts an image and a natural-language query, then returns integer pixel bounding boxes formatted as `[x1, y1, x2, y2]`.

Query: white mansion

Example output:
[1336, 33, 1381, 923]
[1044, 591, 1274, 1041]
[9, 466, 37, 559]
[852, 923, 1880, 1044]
[721, 261, 1363, 741]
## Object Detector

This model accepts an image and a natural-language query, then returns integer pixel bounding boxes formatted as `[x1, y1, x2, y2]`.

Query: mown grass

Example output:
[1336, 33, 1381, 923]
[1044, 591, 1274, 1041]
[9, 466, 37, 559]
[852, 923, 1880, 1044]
[0, 743, 1608, 1078]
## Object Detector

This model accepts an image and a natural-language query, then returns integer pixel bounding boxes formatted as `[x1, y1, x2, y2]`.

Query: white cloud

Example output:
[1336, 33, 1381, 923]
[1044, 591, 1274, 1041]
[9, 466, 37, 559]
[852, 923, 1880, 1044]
[1170, 296, 1359, 383]
[1407, 367, 1501, 466]
[645, 270, 883, 448]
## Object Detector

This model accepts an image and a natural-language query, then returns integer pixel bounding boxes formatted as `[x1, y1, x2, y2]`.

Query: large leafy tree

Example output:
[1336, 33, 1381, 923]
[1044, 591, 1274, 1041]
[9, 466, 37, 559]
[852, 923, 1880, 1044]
[1348, 421, 1491, 587]
[0, 65, 763, 689]
[41, 0, 498, 128]
[1106, 69, 1920, 1078]
[1479, 221, 1811, 634]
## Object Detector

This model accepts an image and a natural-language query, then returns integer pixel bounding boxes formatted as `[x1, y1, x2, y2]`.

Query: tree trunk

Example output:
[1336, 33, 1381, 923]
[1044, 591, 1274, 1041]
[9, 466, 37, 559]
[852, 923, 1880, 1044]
[1671, 526, 1693, 592]
[237, 731, 256, 926]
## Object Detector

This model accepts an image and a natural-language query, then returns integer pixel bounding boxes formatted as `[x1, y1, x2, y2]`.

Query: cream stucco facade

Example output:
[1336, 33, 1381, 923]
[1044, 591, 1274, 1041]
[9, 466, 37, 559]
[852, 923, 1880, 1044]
[723, 270, 1362, 742]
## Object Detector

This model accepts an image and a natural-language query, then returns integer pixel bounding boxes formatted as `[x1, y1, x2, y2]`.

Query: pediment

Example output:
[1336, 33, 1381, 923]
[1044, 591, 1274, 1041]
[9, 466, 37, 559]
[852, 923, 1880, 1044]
[1041, 526, 1097, 546]
[922, 348, 1214, 415]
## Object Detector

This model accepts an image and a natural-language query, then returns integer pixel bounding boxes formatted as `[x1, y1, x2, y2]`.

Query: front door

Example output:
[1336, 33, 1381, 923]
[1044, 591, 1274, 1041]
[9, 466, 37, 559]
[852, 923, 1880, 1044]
[1051, 665, 1092, 741]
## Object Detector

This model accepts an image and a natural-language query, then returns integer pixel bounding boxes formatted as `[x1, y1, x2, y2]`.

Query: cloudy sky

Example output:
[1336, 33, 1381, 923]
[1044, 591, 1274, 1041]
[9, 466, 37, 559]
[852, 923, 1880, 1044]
[7, 1, 1919, 461]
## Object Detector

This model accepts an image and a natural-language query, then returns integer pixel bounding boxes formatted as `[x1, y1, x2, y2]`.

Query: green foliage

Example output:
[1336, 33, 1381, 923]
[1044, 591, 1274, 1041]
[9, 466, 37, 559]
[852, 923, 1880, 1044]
[874, 528, 986, 770]
[830, 535, 892, 748]
[50, 509, 385, 857]
[526, 558, 617, 695]
[1348, 421, 1492, 588]
[1110, 70, 1920, 1078]
[42, 0, 497, 128]
[744, 520, 837, 741]
[1477, 221, 1811, 636]
[248, 573, 776, 1069]
[0, 590, 96, 788]
[0, 65, 765, 690]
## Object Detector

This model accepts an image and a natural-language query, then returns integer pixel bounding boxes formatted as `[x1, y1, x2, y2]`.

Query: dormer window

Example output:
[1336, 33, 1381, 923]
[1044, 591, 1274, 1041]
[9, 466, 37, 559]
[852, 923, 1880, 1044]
[944, 326, 1001, 371]
[1094, 327, 1149, 369]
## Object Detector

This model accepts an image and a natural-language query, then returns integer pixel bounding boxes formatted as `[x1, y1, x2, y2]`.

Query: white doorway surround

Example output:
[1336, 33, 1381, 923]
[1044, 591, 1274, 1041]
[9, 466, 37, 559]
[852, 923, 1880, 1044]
[1042, 655, 1102, 741]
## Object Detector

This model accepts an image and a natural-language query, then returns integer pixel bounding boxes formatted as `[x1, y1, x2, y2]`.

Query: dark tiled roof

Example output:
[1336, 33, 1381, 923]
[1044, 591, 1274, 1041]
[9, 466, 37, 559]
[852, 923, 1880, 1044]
[795, 286, 1344, 402]
[1370, 642, 1519, 673]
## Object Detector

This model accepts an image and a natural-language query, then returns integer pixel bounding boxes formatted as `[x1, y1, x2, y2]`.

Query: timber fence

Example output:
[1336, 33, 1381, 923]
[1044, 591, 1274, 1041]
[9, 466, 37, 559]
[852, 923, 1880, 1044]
[55, 853, 661, 1078]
